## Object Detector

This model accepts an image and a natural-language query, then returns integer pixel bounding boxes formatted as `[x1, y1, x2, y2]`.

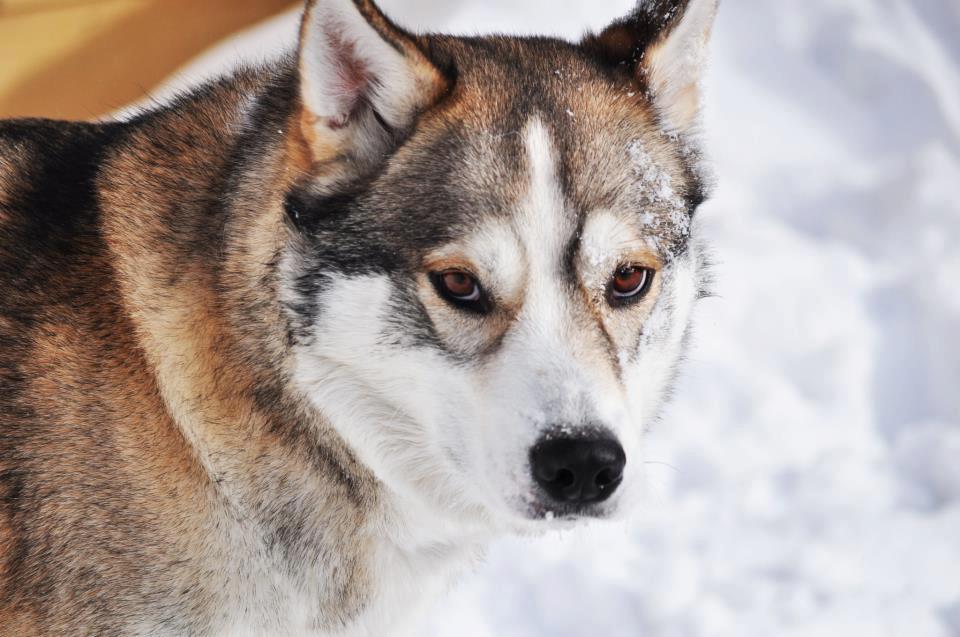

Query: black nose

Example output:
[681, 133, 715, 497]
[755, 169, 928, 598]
[530, 434, 626, 506]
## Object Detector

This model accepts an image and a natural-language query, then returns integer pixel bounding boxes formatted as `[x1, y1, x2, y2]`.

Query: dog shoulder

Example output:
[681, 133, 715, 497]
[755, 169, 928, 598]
[0, 117, 120, 356]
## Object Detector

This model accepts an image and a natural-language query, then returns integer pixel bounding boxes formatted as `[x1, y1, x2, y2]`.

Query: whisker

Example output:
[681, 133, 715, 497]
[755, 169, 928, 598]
[642, 461, 681, 474]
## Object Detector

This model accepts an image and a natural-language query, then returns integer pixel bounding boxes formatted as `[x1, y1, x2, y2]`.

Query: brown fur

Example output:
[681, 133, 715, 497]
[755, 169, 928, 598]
[0, 69, 378, 635]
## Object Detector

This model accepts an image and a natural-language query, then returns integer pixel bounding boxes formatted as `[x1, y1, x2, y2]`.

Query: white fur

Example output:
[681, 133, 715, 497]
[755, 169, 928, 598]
[431, 220, 527, 305]
[287, 272, 497, 635]
[579, 209, 647, 275]
[477, 118, 607, 510]
[285, 118, 702, 635]
[300, 0, 420, 128]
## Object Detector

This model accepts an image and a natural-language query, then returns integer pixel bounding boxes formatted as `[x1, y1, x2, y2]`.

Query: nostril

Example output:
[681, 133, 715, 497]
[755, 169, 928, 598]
[595, 468, 615, 489]
[554, 468, 576, 488]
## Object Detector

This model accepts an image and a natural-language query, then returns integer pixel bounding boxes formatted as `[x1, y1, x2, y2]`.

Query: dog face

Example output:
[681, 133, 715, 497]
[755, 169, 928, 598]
[282, 0, 717, 531]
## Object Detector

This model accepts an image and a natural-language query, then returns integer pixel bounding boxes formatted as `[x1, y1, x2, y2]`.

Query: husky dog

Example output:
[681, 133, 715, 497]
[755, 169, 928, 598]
[0, 0, 718, 634]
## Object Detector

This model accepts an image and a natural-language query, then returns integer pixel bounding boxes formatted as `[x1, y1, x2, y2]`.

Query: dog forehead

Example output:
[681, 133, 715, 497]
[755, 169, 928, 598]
[370, 36, 699, 261]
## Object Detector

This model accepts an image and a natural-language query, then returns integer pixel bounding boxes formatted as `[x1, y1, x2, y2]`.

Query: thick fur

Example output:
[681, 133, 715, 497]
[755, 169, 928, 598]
[0, 1, 718, 635]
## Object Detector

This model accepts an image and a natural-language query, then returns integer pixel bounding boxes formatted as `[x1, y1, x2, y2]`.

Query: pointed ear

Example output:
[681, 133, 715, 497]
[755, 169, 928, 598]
[297, 0, 449, 163]
[583, 0, 719, 136]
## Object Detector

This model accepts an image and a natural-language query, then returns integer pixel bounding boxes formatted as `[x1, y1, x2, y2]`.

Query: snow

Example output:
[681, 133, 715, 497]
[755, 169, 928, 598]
[156, 1, 960, 634]
[628, 138, 690, 245]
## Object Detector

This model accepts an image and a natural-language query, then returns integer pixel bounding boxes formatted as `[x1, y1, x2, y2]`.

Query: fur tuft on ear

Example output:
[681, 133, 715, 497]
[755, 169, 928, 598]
[297, 0, 448, 163]
[583, 0, 719, 136]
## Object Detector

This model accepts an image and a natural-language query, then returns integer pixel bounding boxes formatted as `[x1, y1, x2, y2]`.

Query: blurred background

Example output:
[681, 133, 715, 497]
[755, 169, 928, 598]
[3, 1, 958, 635]
[0, 0, 295, 119]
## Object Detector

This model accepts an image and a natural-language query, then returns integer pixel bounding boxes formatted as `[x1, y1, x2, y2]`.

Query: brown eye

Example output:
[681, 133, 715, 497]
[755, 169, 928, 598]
[441, 271, 480, 300]
[430, 269, 490, 313]
[610, 265, 654, 305]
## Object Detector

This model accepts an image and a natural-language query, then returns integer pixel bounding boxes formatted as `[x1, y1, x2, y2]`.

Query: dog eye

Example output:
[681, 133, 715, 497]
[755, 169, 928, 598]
[430, 270, 490, 313]
[441, 271, 480, 300]
[609, 265, 655, 306]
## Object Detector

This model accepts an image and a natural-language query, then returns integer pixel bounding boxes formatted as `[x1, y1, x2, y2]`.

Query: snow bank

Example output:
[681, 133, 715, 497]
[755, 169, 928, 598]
[157, 1, 960, 634]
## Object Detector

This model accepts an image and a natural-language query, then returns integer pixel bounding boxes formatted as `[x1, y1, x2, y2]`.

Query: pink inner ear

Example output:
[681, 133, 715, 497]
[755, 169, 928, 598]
[323, 22, 371, 128]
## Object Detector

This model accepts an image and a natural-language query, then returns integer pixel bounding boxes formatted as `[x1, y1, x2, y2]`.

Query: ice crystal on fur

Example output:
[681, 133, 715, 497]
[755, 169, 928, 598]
[628, 139, 690, 248]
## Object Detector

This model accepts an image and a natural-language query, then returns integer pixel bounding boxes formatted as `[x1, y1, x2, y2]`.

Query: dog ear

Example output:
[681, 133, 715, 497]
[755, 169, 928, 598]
[583, 0, 719, 136]
[296, 0, 449, 164]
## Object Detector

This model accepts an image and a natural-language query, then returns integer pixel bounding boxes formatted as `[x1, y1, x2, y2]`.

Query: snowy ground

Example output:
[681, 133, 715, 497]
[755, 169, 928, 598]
[160, 1, 960, 635]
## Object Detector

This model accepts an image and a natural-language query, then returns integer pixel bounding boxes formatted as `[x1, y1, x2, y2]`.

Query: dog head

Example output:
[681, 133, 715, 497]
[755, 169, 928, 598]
[280, 0, 718, 532]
